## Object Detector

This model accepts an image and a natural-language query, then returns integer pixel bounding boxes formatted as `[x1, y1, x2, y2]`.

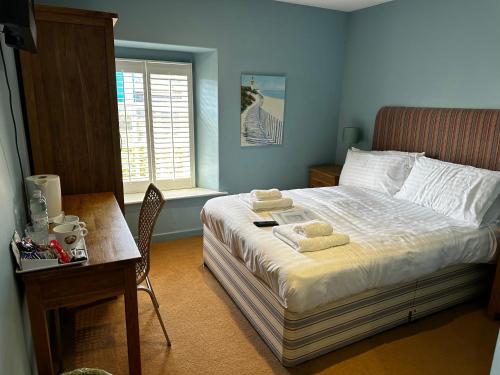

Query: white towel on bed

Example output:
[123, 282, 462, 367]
[293, 220, 333, 238]
[273, 224, 349, 252]
[240, 194, 293, 212]
[250, 188, 282, 201]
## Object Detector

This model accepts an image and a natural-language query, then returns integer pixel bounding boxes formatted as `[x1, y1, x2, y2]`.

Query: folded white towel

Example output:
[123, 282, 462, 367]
[273, 224, 349, 252]
[293, 220, 333, 238]
[240, 194, 293, 211]
[250, 188, 282, 201]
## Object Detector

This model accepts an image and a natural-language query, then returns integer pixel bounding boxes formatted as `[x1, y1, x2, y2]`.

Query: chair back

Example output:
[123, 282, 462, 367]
[136, 183, 165, 284]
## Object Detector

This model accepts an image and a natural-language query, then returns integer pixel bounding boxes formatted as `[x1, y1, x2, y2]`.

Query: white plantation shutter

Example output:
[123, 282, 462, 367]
[116, 61, 150, 193]
[116, 59, 195, 193]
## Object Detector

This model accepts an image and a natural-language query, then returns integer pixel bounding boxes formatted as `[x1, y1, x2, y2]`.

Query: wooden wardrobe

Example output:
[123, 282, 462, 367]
[19, 5, 124, 209]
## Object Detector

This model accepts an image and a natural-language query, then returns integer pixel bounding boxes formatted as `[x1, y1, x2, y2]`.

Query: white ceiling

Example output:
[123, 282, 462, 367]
[275, 0, 394, 12]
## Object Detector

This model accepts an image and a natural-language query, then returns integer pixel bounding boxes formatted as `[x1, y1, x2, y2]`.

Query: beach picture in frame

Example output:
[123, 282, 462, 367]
[240, 74, 286, 146]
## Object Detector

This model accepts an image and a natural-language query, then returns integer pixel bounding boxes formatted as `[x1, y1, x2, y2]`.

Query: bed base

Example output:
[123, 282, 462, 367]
[202, 226, 493, 367]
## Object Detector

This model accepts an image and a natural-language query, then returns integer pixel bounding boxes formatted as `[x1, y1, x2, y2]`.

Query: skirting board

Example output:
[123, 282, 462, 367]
[151, 227, 203, 242]
[202, 225, 493, 366]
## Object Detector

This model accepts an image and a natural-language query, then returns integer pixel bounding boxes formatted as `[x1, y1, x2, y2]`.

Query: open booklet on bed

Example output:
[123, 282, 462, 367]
[270, 208, 320, 225]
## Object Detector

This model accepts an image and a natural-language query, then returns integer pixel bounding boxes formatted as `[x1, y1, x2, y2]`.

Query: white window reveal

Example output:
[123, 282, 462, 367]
[115, 59, 195, 193]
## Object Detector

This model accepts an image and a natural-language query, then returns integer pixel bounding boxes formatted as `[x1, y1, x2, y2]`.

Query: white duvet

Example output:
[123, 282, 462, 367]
[201, 186, 498, 313]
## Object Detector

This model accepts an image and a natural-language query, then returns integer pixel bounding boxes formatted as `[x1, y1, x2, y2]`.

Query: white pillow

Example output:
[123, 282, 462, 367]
[395, 157, 500, 226]
[351, 147, 424, 169]
[339, 149, 414, 195]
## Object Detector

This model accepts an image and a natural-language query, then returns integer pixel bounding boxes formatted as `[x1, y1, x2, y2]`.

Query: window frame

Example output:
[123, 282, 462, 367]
[115, 58, 196, 194]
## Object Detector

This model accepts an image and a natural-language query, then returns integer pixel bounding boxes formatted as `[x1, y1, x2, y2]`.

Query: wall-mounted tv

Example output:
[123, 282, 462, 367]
[0, 0, 37, 52]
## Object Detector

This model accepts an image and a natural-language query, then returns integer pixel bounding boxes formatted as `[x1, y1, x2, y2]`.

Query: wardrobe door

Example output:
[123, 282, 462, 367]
[20, 5, 124, 209]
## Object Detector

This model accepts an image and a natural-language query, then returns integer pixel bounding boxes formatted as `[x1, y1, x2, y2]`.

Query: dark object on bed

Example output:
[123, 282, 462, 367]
[253, 221, 279, 227]
[373, 106, 499, 171]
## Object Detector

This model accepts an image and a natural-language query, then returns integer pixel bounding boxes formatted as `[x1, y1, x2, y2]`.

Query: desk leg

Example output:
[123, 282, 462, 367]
[124, 264, 142, 374]
[54, 308, 64, 372]
[26, 283, 54, 375]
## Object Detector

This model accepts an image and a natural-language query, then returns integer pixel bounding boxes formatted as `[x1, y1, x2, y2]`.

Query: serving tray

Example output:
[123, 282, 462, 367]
[11, 232, 89, 274]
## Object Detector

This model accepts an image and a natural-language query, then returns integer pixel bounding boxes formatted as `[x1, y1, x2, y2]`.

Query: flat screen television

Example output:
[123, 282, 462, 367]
[0, 0, 37, 52]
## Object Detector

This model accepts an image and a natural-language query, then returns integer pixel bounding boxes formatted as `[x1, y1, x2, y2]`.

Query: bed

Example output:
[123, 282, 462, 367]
[201, 106, 500, 366]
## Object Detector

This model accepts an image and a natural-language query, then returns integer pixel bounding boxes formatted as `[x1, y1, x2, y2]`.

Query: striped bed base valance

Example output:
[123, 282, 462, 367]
[203, 226, 493, 366]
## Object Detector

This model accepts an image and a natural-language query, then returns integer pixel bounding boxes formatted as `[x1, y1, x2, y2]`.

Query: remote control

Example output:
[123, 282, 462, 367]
[253, 220, 279, 227]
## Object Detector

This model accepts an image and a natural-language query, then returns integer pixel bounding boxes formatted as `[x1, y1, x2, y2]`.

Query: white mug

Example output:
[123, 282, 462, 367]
[53, 214, 86, 228]
[53, 223, 88, 251]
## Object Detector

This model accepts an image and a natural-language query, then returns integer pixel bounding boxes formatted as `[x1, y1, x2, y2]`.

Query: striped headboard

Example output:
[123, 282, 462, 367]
[372, 107, 500, 171]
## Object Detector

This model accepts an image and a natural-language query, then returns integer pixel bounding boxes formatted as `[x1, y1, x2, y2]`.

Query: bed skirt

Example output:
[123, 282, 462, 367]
[202, 225, 493, 366]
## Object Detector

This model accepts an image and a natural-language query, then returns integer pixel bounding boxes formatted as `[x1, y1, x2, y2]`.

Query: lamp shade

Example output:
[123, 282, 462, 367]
[342, 127, 360, 145]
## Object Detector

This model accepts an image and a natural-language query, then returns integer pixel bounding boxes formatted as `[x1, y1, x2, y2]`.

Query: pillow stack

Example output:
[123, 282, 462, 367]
[339, 148, 500, 227]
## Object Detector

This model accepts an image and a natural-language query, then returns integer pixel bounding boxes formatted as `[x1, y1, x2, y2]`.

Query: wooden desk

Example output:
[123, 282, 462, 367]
[21, 193, 142, 374]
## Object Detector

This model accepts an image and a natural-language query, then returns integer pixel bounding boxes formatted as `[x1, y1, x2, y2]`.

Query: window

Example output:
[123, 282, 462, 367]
[115, 59, 195, 193]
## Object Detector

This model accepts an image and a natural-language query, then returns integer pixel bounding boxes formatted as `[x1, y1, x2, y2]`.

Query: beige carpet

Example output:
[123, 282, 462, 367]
[61, 236, 499, 374]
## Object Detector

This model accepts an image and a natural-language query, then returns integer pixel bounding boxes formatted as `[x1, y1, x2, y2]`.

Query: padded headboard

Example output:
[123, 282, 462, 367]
[373, 107, 500, 171]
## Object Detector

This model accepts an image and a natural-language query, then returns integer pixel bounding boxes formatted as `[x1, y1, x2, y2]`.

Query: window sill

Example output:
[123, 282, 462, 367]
[124, 187, 227, 205]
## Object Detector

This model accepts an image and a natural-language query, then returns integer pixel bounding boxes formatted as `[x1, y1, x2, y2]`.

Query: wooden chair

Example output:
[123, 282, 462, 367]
[136, 183, 171, 345]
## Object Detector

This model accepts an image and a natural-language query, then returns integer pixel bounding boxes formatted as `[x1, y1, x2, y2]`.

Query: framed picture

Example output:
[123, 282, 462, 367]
[240, 74, 286, 147]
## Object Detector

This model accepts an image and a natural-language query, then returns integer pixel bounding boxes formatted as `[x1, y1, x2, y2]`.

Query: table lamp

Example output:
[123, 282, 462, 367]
[342, 126, 360, 148]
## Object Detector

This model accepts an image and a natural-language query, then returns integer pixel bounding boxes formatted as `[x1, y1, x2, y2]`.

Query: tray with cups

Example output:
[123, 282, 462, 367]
[11, 213, 89, 273]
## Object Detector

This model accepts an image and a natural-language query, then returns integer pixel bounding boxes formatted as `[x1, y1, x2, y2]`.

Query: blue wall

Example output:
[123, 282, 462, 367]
[337, 0, 500, 162]
[0, 40, 33, 374]
[39, 0, 348, 193]
[194, 50, 219, 191]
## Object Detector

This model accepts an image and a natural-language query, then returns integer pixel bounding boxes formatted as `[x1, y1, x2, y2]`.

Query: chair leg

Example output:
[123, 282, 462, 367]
[137, 282, 172, 346]
[146, 276, 159, 308]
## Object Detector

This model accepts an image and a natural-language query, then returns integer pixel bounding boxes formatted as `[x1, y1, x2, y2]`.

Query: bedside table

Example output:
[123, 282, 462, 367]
[309, 165, 342, 188]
